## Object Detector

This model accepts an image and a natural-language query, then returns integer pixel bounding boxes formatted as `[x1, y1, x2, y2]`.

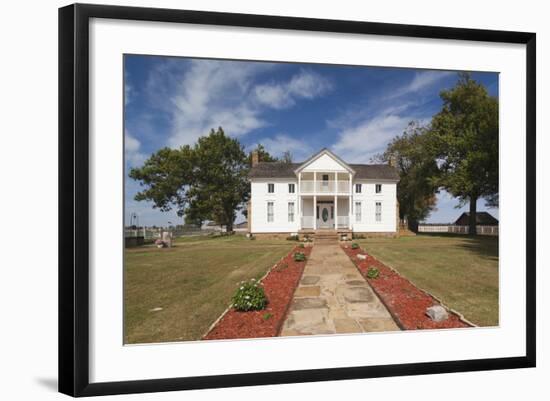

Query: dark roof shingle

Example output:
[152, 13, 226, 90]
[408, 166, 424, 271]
[249, 162, 399, 180]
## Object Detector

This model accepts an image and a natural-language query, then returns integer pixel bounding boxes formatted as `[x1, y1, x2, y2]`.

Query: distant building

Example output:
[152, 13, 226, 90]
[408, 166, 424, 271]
[454, 212, 498, 226]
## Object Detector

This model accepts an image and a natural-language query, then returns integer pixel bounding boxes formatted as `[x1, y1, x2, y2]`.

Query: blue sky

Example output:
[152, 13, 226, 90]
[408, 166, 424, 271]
[124, 55, 499, 227]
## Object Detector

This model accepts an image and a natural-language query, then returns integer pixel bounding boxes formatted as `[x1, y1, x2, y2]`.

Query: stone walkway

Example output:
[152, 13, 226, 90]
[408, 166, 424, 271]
[280, 244, 400, 336]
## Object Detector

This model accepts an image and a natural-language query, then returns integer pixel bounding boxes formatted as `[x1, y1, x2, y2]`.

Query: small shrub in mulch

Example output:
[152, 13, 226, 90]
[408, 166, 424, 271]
[232, 279, 267, 311]
[203, 246, 312, 340]
[293, 252, 306, 262]
[298, 243, 305, 248]
[341, 245, 471, 330]
[351, 242, 359, 249]
[286, 235, 300, 241]
[366, 267, 380, 279]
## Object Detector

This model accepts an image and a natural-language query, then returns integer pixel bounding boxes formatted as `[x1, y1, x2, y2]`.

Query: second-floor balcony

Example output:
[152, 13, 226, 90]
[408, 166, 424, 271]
[300, 180, 351, 194]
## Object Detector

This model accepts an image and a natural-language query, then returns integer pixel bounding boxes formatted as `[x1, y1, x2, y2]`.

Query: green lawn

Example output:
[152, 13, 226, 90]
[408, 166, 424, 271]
[357, 234, 499, 327]
[124, 235, 293, 344]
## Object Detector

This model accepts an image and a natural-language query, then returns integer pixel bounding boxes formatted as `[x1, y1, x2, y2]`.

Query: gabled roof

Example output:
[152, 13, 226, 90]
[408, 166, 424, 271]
[294, 148, 355, 174]
[248, 162, 301, 178]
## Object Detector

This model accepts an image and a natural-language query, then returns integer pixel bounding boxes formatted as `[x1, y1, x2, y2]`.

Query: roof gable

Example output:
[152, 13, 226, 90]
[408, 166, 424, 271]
[295, 149, 355, 174]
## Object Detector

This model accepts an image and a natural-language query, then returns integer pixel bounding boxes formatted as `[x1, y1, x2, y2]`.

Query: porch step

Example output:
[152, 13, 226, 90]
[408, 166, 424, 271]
[312, 230, 339, 243]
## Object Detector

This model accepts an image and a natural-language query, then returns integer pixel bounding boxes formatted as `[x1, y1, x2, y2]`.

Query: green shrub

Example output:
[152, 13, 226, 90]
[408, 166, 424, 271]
[351, 242, 359, 249]
[298, 243, 305, 248]
[286, 234, 299, 241]
[367, 267, 380, 279]
[262, 312, 273, 321]
[232, 279, 267, 311]
[294, 252, 306, 262]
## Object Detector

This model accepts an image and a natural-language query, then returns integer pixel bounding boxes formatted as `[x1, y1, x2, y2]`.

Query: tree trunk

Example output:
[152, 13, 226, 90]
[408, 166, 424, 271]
[226, 221, 233, 233]
[469, 195, 478, 235]
[408, 219, 419, 233]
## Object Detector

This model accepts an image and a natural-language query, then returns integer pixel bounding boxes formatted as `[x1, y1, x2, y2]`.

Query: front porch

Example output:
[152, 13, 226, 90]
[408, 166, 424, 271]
[299, 196, 351, 230]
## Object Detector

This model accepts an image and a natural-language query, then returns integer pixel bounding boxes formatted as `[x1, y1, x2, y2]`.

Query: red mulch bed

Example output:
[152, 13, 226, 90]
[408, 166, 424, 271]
[342, 245, 471, 330]
[203, 246, 312, 340]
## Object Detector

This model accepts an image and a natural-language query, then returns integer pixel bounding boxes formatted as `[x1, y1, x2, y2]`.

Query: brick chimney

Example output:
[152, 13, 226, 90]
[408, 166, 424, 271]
[251, 150, 259, 167]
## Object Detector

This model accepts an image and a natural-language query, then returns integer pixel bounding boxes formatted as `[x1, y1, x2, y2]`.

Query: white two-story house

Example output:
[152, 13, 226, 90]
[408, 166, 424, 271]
[248, 148, 400, 235]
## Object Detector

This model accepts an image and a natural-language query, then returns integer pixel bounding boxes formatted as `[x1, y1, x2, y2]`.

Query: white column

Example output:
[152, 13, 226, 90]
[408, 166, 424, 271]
[335, 195, 338, 230]
[349, 173, 353, 229]
[313, 195, 317, 230]
[313, 171, 317, 195]
[297, 172, 301, 228]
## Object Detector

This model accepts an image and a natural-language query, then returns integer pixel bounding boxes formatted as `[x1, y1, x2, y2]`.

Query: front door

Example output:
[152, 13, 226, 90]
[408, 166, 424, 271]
[317, 202, 334, 228]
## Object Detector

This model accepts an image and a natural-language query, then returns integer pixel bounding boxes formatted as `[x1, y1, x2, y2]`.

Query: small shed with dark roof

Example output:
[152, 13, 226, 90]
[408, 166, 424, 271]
[454, 212, 499, 226]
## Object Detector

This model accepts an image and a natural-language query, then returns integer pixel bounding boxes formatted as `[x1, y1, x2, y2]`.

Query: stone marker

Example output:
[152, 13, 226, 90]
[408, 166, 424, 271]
[357, 254, 367, 260]
[162, 231, 173, 248]
[426, 305, 449, 322]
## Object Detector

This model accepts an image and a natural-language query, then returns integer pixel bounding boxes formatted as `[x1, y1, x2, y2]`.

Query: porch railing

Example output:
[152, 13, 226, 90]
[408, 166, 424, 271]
[300, 215, 351, 230]
[301, 216, 314, 229]
[336, 216, 350, 229]
[300, 180, 350, 194]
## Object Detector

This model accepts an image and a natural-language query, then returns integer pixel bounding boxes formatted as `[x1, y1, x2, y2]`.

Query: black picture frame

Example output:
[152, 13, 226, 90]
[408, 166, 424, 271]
[59, 3, 536, 397]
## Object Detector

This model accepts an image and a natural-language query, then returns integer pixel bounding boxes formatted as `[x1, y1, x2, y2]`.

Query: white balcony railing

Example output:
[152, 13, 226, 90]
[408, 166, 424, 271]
[336, 216, 350, 229]
[300, 180, 350, 194]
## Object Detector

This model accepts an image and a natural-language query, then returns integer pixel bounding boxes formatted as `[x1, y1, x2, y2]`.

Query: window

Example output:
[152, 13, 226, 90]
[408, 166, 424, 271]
[288, 183, 295, 193]
[355, 183, 362, 193]
[267, 202, 274, 222]
[322, 174, 329, 182]
[375, 202, 382, 222]
[268, 183, 274, 193]
[375, 184, 382, 194]
[330, 206, 334, 219]
[288, 202, 295, 222]
[355, 202, 362, 222]
[316, 205, 319, 219]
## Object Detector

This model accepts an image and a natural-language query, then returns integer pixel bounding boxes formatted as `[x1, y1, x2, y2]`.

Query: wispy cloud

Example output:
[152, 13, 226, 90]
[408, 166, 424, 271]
[332, 113, 412, 163]
[252, 133, 314, 161]
[386, 70, 454, 100]
[330, 70, 453, 163]
[125, 130, 146, 167]
[139, 60, 332, 149]
[254, 69, 333, 109]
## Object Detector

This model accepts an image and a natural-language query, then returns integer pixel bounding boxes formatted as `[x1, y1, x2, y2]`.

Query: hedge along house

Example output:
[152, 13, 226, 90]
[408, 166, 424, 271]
[248, 148, 400, 236]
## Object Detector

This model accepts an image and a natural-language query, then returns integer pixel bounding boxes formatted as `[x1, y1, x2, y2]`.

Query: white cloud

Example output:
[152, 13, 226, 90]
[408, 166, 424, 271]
[166, 60, 271, 147]
[254, 69, 332, 109]
[141, 61, 333, 148]
[125, 130, 146, 167]
[387, 70, 454, 100]
[332, 113, 412, 163]
[253, 134, 314, 161]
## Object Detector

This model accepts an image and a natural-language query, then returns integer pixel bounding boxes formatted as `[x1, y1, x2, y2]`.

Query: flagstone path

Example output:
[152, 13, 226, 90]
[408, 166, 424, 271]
[280, 243, 400, 336]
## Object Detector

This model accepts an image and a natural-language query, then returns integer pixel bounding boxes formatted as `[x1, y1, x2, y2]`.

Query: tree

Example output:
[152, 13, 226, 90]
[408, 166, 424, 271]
[281, 150, 293, 164]
[375, 122, 440, 231]
[429, 73, 499, 234]
[129, 127, 250, 232]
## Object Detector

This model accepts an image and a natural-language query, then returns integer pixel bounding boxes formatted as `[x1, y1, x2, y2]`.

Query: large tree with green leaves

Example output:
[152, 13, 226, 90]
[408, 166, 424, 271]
[375, 122, 440, 231]
[429, 73, 499, 234]
[129, 127, 250, 232]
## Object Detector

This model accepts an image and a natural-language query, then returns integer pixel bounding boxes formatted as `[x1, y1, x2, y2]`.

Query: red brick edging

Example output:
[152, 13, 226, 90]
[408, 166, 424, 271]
[203, 246, 312, 340]
[341, 245, 473, 330]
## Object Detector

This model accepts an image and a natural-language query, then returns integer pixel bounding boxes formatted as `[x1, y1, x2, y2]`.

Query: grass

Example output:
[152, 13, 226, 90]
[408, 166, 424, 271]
[357, 234, 499, 327]
[124, 235, 293, 344]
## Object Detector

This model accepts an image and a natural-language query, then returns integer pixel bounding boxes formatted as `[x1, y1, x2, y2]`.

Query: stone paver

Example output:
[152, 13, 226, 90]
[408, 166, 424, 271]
[280, 244, 399, 336]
